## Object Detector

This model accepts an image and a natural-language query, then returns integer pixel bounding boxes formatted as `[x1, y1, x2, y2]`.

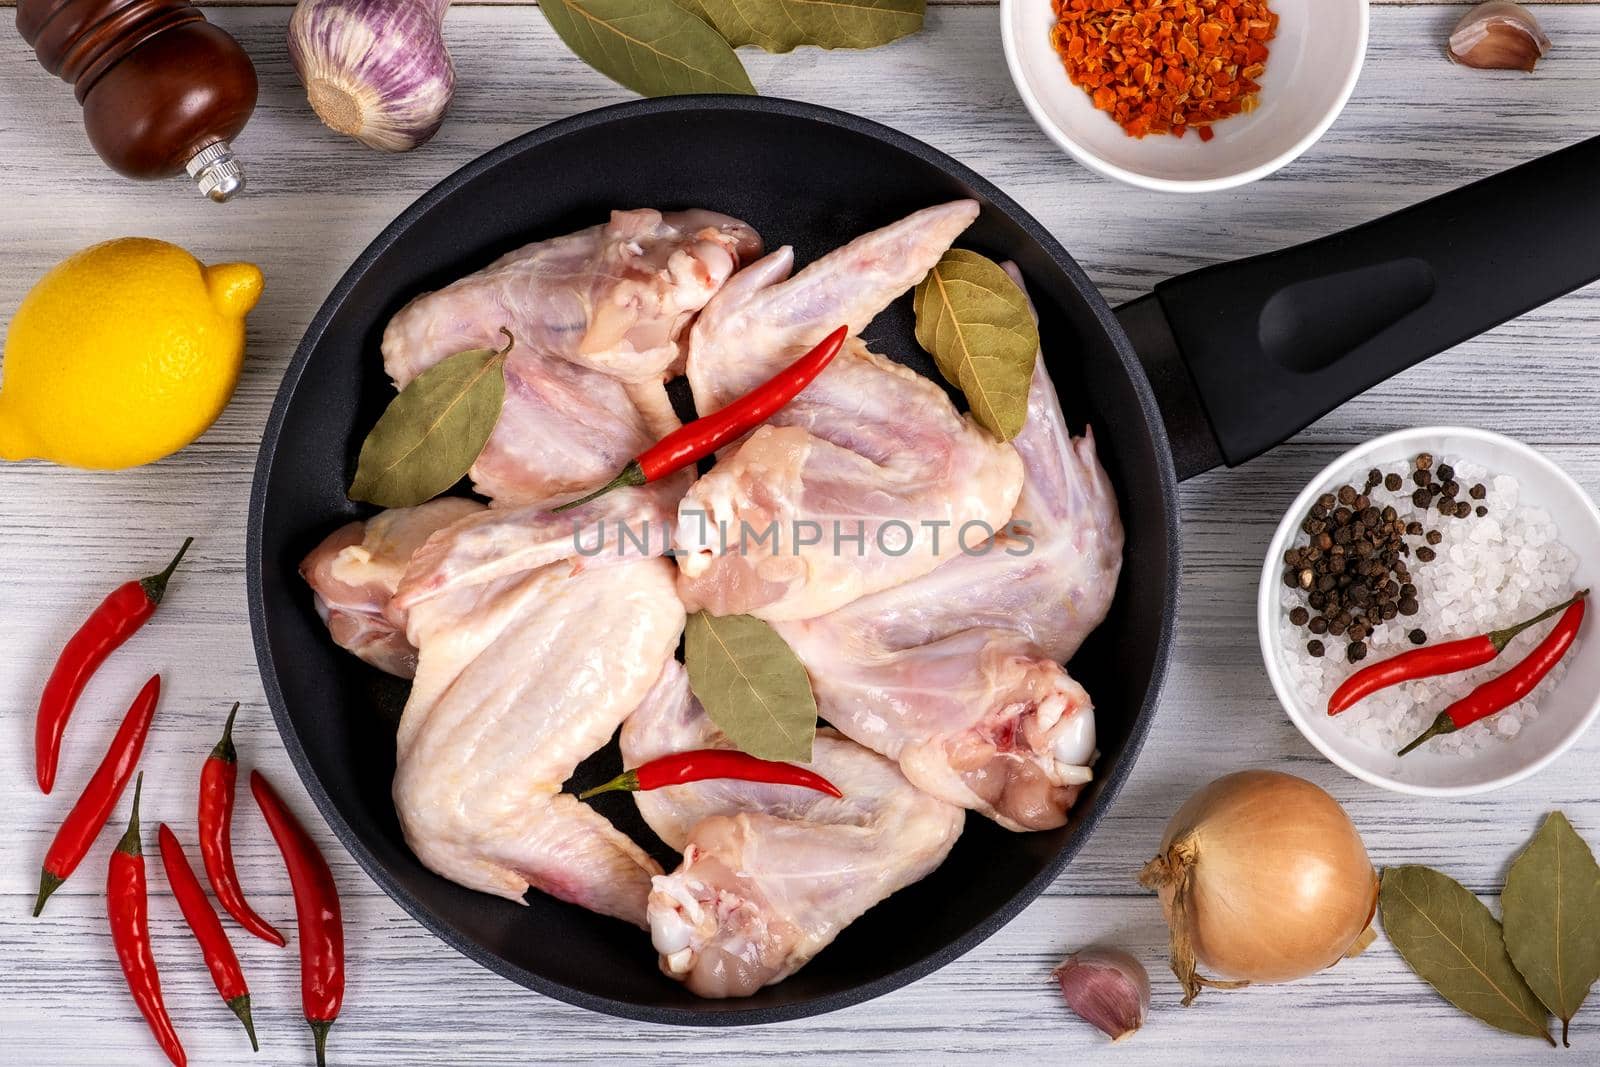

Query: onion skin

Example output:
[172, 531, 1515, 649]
[1140, 770, 1377, 1004]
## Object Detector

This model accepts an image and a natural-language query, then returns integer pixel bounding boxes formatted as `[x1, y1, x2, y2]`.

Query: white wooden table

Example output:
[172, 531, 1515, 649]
[3, 3, 1599, 1064]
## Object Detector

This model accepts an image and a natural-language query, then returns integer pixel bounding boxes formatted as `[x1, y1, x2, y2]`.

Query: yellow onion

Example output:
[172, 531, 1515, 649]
[1138, 770, 1377, 1004]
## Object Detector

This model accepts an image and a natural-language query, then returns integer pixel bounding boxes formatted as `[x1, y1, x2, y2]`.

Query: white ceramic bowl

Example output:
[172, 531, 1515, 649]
[1258, 428, 1600, 796]
[1000, 0, 1369, 192]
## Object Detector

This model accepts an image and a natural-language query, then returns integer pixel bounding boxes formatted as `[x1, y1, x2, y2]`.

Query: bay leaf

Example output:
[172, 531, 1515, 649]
[689, 0, 924, 54]
[912, 248, 1039, 442]
[1503, 812, 1600, 1046]
[684, 612, 817, 762]
[348, 345, 506, 508]
[542, 0, 756, 97]
[1380, 865, 1555, 1045]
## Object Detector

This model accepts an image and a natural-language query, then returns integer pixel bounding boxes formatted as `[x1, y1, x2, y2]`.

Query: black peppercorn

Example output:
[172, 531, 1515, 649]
[1417, 546, 1436, 563]
[1399, 596, 1419, 615]
[1290, 606, 1309, 626]
[1416, 453, 1434, 471]
[1426, 530, 1442, 545]
[1409, 628, 1427, 645]
[1319, 492, 1337, 510]
[1455, 501, 1471, 519]
[1347, 642, 1368, 663]
[1308, 640, 1325, 657]
[1412, 488, 1431, 508]
[1470, 483, 1487, 500]
[1436, 463, 1454, 482]
[1385, 473, 1403, 492]
[1366, 469, 1382, 489]
[1477, 505, 1488, 517]
[1412, 469, 1431, 487]
[1338, 485, 1357, 506]
[1441, 481, 1459, 499]
[1328, 619, 1347, 637]
[1309, 616, 1329, 635]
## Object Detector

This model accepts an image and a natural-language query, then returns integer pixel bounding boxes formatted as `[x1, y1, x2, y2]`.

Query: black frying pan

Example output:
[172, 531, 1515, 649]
[248, 96, 1600, 1026]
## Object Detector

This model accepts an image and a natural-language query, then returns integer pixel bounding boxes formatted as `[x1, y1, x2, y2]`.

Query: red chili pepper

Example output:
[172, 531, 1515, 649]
[200, 702, 286, 947]
[108, 775, 187, 1067]
[35, 538, 191, 794]
[158, 823, 258, 1051]
[553, 326, 848, 513]
[1329, 590, 1588, 716]
[1399, 595, 1586, 756]
[34, 674, 162, 916]
[252, 770, 344, 1067]
[578, 749, 843, 800]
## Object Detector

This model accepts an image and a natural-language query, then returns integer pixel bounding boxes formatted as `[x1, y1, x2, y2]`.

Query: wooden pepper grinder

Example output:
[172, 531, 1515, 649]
[16, 0, 259, 201]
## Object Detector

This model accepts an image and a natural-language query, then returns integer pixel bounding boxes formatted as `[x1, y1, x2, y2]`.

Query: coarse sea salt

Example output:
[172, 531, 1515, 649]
[1278, 458, 1579, 756]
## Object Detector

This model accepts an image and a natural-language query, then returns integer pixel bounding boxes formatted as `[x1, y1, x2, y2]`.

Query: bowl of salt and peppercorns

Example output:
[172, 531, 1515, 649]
[1258, 427, 1600, 796]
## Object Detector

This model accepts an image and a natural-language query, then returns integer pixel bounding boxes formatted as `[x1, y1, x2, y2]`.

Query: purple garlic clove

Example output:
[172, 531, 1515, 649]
[1051, 946, 1151, 1042]
[1448, 2, 1551, 73]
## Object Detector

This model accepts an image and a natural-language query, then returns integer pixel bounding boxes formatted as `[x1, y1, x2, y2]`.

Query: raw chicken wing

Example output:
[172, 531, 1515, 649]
[382, 209, 761, 505]
[776, 300, 1123, 831]
[676, 201, 1024, 621]
[299, 497, 484, 678]
[620, 663, 963, 996]
[388, 486, 684, 926]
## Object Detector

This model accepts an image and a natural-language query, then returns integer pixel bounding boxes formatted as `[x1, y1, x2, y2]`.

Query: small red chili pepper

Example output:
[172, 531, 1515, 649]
[158, 823, 258, 1051]
[35, 538, 191, 794]
[554, 325, 848, 513]
[253, 770, 344, 1067]
[1329, 590, 1588, 716]
[578, 749, 843, 800]
[108, 775, 187, 1067]
[1399, 595, 1586, 756]
[35, 674, 162, 916]
[200, 702, 286, 947]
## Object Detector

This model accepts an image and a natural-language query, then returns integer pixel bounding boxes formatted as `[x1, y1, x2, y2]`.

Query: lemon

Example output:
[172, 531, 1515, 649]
[0, 238, 263, 469]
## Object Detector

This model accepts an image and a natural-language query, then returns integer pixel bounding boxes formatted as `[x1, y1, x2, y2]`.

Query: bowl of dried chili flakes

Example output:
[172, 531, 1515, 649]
[1002, 0, 1369, 192]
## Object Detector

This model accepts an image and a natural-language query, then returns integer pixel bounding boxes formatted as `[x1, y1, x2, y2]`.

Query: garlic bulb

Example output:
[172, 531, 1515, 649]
[289, 0, 456, 152]
[1051, 947, 1151, 1042]
[1449, 2, 1551, 73]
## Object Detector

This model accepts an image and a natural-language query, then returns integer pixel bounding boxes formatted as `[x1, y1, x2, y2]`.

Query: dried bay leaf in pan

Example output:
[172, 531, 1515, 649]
[1502, 812, 1600, 1046]
[913, 249, 1038, 442]
[348, 341, 507, 508]
[685, 612, 818, 762]
[1380, 865, 1555, 1045]
[542, 0, 756, 97]
[686, 0, 925, 54]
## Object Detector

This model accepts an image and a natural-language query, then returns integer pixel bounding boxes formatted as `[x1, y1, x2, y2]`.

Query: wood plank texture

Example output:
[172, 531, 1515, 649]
[4, 3, 1600, 1064]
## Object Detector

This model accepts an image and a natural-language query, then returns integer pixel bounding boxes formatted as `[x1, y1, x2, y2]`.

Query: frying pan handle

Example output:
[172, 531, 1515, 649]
[1116, 133, 1600, 482]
